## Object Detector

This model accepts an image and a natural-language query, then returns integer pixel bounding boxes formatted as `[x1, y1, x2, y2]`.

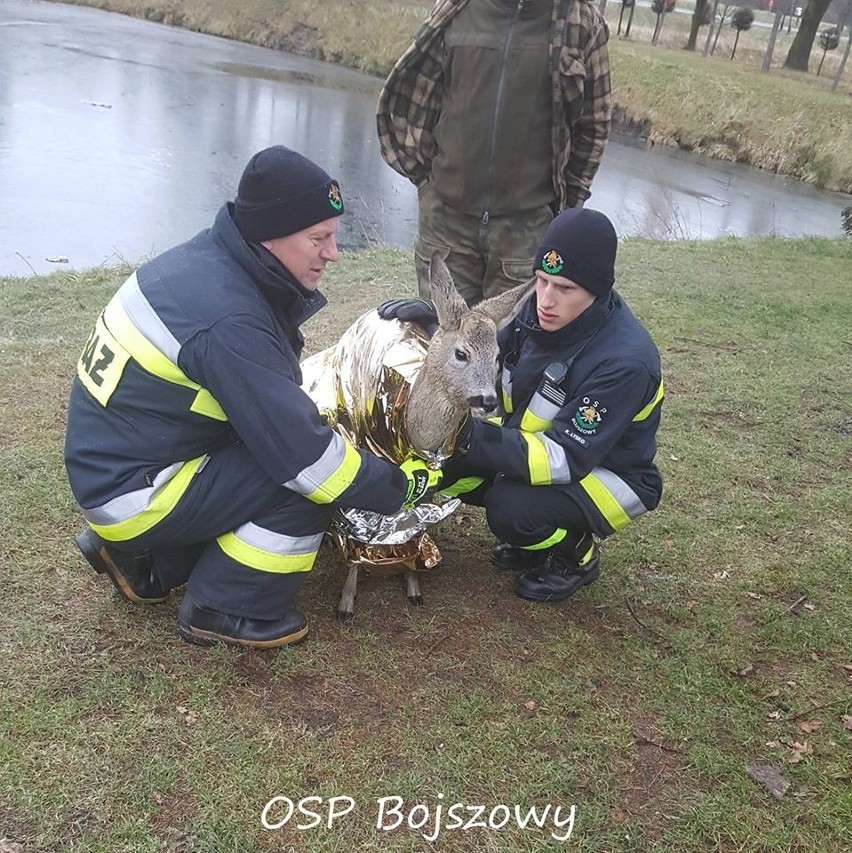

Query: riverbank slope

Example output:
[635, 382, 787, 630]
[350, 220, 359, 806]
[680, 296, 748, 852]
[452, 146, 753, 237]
[49, 0, 852, 194]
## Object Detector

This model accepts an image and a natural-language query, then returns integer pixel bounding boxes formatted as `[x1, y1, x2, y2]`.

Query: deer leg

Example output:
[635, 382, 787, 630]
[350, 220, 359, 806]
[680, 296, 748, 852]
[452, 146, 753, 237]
[337, 565, 360, 622]
[406, 571, 423, 607]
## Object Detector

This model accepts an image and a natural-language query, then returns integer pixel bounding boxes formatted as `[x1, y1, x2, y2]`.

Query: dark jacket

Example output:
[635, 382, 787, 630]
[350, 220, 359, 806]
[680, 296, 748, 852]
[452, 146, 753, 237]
[461, 291, 663, 535]
[377, 0, 612, 210]
[65, 205, 408, 533]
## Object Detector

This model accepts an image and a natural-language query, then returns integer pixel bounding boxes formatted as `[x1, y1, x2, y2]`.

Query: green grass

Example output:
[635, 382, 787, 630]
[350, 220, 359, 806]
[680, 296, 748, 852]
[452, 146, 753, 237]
[2, 239, 851, 851]
[52, 0, 852, 193]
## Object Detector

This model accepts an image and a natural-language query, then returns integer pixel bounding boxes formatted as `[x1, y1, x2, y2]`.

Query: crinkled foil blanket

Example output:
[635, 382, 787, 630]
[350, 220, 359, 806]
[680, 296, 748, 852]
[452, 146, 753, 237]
[301, 311, 459, 573]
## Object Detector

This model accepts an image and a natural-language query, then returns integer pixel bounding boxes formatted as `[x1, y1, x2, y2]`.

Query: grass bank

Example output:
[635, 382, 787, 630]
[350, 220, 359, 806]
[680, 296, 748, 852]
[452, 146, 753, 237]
[2, 239, 851, 851]
[49, 0, 852, 194]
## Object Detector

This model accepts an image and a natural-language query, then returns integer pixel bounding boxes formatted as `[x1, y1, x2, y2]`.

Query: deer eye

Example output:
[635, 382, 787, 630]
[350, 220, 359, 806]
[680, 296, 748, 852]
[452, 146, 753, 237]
[454, 349, 469, 362]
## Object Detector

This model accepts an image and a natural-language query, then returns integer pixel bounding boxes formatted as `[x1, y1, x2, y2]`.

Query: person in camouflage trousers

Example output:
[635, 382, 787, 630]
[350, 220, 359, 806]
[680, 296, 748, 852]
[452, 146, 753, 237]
[377, 0, 612, 306]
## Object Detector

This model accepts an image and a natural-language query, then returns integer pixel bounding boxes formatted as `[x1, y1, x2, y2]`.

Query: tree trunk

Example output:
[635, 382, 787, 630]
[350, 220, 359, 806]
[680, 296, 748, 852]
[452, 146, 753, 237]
[762, 10, 786, 71]
[653, 9, 669, 45]
[731, 29, 741, 59]
[625, 3, 637, 36]
[687, 0, 709, 49]
[703, 0, 721, 55]
[618, 4, 626, 34]
[784, 0, 833, 70]
[832, 0, 852, 90]
[817, 46, 828, 74]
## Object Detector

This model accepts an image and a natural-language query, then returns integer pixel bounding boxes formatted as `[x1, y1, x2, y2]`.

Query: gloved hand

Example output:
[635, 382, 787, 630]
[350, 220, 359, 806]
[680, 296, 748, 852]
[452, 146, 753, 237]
[399, 456, 443, 509]
[377, 298, 439, 337]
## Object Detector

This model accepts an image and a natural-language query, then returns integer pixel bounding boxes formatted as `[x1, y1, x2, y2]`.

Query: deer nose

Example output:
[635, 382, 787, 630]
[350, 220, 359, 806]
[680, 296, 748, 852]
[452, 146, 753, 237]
[469, 394, 497, 413]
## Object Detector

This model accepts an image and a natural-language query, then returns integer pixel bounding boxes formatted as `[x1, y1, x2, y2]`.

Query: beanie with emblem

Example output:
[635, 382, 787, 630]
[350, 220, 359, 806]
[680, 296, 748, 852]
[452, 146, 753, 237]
[233, 145, 344, 242]
[533, 208, 617, 298]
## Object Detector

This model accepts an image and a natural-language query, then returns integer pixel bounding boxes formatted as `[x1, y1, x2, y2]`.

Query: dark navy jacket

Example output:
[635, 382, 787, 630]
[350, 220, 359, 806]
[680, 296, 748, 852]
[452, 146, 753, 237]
[65, 204, 407, 523]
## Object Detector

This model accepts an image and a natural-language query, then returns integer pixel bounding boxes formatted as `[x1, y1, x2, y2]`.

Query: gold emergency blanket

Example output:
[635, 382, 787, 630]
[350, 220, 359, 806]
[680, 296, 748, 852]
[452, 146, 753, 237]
[301, 311, 459, 573]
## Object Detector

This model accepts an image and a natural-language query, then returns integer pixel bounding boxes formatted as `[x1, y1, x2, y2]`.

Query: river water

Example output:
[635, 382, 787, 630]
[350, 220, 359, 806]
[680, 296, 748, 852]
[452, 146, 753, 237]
[1, 0, 849, 277]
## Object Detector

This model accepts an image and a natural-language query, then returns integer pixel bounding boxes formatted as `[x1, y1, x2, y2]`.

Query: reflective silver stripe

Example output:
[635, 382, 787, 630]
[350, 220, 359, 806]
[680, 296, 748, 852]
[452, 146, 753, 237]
[80, 461, 184, 525]
[528, 392, 561, 424]
[284, 432, 347, 495]
[231, 522, 323, 556]
[541, 433, 571, 483]
[119, 272, 182, 361]
[590, 467, 646, 519]
[501, 366, 512, 402]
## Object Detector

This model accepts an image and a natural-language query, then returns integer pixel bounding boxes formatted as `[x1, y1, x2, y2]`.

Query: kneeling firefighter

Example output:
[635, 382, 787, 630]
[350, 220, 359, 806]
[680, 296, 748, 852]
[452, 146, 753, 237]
[64, 146, 439, 648]
[379, 208, 664, 602]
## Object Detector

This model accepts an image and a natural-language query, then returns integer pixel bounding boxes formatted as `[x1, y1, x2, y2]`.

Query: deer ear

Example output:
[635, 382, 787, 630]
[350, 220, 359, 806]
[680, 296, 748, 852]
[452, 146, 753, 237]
[429, 253, 468, 332]
[476, 276, 535, 329]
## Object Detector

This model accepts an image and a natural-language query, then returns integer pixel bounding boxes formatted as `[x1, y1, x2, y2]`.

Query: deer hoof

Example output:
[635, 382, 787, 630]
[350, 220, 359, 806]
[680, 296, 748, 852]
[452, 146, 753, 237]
[337, 609, 354, 623]
[407, 595, 424, 607]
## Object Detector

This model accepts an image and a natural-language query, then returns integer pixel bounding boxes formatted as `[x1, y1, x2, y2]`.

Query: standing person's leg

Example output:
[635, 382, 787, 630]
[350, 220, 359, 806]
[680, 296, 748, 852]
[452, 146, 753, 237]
[481, 205, 553, 300]
[415, 183, 486, 305]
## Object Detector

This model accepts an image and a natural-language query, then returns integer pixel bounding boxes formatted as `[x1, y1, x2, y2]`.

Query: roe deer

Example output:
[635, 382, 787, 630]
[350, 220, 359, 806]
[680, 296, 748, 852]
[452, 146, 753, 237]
[304, 255, 532, 620]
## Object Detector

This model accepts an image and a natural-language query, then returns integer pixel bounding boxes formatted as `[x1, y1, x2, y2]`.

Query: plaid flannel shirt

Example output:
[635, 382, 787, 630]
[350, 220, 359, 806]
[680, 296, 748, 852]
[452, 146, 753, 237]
[376, 0, 612, 210]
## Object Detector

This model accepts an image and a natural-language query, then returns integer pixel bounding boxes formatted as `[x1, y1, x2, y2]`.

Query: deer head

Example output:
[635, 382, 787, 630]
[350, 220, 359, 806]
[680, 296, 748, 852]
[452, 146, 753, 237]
[406, 254, 533, 454]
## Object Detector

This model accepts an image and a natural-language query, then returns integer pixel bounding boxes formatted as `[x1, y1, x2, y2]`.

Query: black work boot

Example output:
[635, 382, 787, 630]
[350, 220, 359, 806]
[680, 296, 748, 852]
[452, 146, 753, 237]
[514, 535, 601, 603]
[177, 591, 309, 649]
[75, 528, 169, 604]
[490, 542, 548, 572]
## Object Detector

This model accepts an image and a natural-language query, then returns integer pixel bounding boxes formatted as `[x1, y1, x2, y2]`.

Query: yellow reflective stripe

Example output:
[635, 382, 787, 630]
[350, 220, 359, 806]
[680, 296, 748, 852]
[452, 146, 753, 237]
[89, 455, 207, 540]
[525, 528, 567, 550]
[217, 533, 316, 574]
[520, 410, 551, 432]
[304, 441, 362, 504]
[633, 378, 665, 422]
[440, 476, 485, 497]
[501, 388, 513, 413]
[189, 389, 227, 421]
[486, 416, 503, 425]
[104, 297, 227, 422]
[579, 472, 631, 531]
[520, 431, 552, 485]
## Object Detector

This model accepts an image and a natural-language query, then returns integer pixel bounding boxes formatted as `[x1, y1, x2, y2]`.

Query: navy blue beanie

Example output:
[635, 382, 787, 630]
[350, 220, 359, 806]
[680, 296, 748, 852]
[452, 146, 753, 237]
[533, 208, 617, 298]
[233, 145, 344, 242]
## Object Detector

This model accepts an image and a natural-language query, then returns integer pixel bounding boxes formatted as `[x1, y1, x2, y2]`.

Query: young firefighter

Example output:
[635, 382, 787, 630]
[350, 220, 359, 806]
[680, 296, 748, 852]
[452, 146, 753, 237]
[380, 208, 663, 601]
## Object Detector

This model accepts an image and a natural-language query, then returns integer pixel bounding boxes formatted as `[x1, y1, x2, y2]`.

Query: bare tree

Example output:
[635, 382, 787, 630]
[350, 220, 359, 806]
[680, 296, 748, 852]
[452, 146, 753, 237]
[712, 2, 736, 54]
[730, 7, 755, 59]
[784, 0, 834, 69]
[624, 0, 639, 36]
[617, 0, 636, 35]
[687, 0, 714, 49]
[762, 7, 789, 70]
[652, 0, 678, 45]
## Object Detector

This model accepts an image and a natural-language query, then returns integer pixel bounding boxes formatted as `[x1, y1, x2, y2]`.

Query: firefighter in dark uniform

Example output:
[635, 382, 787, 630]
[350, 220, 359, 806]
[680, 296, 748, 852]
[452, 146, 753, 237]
[380, 208, 663, 601]
[64, 146, 439, 648]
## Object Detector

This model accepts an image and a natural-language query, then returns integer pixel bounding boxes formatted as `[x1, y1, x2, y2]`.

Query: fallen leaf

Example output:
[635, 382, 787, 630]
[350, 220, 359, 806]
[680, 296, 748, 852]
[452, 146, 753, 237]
[767, 710, 782, 720]
[788, 740, 812, 763]
[0, 842, 25, 853]
[765, 740, 780, 748]
[838, 664, 852, 674]
[737, 663, 754, 677]
[713, 570, 730, 581]
[798, 720, 822, 734]
[746, 591, 762, 600]
[746, 763, 790, 799]
[761, 689, 780, 700]
[803, 603, 816, 612]
[841, 715, 852, 731]
[523, 699, 537, 711]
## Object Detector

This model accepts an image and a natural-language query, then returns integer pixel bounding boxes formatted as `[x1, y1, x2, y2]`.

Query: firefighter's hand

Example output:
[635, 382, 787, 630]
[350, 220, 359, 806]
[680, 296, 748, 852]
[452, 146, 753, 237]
[399, 456, 442, 509]
[377, 298, 439, 337]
